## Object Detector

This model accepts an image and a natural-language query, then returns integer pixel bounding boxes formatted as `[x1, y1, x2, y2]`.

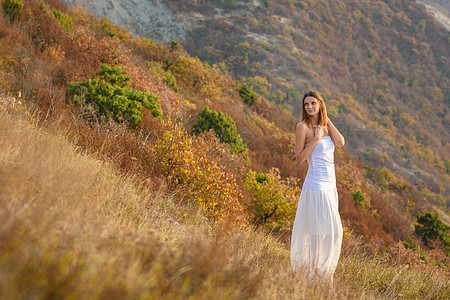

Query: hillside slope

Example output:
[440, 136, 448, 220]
[1, 95, 449, 298]
[1, 0, 450, 297]
[61, 0, 450, 213]
[1, 0, 449, 280]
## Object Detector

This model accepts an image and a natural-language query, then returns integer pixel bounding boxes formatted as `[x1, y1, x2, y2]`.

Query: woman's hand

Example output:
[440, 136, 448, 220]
[326, 118, 345, 147]
[314, 125, 325, 138]
[295, 122, 321, 163]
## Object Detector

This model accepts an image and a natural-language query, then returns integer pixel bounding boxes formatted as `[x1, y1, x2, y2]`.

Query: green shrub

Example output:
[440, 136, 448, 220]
[352, 189, 366, 209]
[68, 64, 161, 127]
[295, 1, 306, 9]
[255, 172, 269, 184]
[147, 61, 178, 91]
[96, 64, 130, 87]
[403, 237, 419, 251]
[101, 17, 130, 41]
[239, 83, 258, 105]
[1, 0, 23, 23]
[191, 106, 247, 154]
[162, 69, 178, 91]
[415, 211, 450, 254]
[244, 168, 299, 231]
[38, 2, 72, 33]
[50, 9, 73, 33]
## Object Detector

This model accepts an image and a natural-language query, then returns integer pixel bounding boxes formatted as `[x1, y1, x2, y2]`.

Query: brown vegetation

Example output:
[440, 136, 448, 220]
[1, 99, 449, 299]
[0, 0, 448, 297]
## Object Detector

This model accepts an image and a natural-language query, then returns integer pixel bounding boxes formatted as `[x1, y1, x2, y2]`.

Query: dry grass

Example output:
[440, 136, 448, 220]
[337, 253, 449, 299]
[336, 238, 450, 299]
[0, 97, 448, 299]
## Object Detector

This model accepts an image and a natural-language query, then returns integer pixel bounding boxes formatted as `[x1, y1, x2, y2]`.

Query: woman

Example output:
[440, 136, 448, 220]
[291, 90, 345, 282]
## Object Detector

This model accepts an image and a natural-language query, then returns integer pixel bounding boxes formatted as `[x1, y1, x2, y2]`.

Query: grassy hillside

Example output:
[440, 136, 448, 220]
[1, 96, 449, 298]
[0, 0, 446, 251]
[0, 0, 449, 297]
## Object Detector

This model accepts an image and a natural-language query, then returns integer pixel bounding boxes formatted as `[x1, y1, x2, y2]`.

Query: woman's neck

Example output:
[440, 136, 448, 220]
[310, 114, 319, 126]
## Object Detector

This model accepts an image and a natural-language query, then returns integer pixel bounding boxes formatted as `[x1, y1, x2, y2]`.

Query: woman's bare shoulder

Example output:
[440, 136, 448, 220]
[296, 121, 310, 133]
[296, 121, 308, 128]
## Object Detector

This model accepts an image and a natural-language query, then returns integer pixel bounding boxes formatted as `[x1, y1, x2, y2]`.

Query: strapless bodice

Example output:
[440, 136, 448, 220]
[302, 136, 336, 190]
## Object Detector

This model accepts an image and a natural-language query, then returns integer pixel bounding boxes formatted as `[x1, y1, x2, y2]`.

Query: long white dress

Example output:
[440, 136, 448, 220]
[291, 135, 343, 280]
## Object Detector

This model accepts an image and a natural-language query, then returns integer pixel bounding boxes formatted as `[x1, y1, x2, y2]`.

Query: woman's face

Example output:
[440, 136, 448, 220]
[304, 96, 320, 116]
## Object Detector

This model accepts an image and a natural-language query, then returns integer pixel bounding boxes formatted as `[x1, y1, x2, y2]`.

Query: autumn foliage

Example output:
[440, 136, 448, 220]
[152, 119, 245, 222]
[0, 0, 447, 270]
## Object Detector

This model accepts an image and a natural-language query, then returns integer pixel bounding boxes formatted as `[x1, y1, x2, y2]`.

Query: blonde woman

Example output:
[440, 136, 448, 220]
[291, 90, 345, 282]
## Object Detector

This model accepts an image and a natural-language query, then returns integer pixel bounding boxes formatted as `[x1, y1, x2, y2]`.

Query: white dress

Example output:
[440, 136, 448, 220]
[291, 135, 343, 279]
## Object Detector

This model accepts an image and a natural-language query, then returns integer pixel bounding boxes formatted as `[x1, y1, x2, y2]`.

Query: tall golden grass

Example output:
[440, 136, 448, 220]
[0, 97, 448, 299]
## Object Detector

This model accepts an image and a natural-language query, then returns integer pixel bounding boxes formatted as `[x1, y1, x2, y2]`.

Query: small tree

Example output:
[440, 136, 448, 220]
[415, 211, 450, 254]
[191, 106, 247, 154]
[239, 83, 258, 105]
[2, 0, 23, 23]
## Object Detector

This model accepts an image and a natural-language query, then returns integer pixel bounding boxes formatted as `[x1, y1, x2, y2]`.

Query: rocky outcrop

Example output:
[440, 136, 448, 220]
[417, 0, 450, 31]
[62, 0, 188, 41]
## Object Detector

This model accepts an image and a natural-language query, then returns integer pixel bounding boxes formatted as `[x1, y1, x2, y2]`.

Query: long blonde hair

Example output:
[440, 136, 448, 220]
[301, 90, 328, 127]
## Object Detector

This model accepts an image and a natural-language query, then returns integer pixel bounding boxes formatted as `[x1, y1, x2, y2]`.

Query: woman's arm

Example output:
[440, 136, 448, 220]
[327, 118, 345, 147]
[295, 122, 324, 163]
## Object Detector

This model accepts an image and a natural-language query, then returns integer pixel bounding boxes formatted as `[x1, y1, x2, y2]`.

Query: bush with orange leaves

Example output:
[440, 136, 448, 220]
[152, 119, 245, 224]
